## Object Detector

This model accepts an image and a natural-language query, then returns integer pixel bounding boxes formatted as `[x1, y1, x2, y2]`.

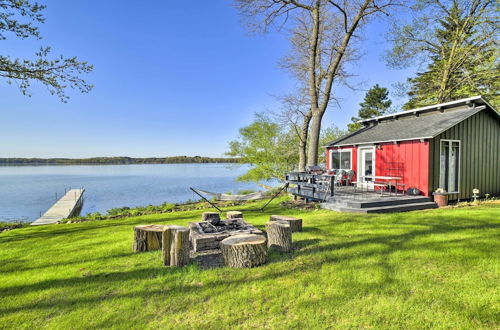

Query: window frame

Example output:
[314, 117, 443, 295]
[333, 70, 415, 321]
[330, 149, 352, 170]
[439, 139, 461, 194]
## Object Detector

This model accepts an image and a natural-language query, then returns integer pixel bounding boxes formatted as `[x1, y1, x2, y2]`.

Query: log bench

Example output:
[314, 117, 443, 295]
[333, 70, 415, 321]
[220, 234, 267, 268]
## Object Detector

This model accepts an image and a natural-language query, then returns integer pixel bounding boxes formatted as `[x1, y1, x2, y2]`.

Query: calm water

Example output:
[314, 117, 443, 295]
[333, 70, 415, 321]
[0, 164, 264, 222]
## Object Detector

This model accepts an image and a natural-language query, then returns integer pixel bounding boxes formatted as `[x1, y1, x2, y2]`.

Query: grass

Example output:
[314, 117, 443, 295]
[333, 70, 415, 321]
[0, 198, 499, 329]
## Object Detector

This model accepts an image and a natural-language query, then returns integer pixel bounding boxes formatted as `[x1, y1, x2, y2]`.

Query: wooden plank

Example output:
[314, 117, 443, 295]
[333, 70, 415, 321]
[31, 189, 85, 226]
[286, 180, 329, 189]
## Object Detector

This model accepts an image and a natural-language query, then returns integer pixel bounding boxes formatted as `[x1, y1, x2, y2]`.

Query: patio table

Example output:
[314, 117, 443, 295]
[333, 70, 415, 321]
[361, 176, 402, 195]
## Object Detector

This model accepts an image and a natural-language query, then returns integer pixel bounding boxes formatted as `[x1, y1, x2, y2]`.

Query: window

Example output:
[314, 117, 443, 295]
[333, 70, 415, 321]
[439, 140, 460, 193]
[331, 149, 352, 170]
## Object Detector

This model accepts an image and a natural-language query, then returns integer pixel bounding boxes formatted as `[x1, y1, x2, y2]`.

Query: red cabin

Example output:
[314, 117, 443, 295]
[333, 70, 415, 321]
[324, 96, 500, 202]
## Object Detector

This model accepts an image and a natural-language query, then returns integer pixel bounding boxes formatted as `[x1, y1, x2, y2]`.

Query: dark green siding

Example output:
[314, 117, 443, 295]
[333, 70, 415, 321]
[428, 109, 500, 201]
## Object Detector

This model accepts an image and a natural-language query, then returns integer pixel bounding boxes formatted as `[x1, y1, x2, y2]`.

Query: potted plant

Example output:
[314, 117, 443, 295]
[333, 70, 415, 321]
[433, 188, 448, 207]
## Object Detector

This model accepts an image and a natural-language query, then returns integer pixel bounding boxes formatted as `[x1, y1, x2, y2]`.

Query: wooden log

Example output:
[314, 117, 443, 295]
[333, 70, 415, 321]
[226, 211, 243, 219]
[266, 220, 292, 252]
[270, 215, 303, 232]
[162, 225, 190, 267]
[220, 234, 267, 268]
[202, 212, 220, 224]
[133, 224, 166, 252]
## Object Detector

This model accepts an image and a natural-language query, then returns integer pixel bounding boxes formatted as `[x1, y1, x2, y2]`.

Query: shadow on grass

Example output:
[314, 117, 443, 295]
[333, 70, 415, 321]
[0, 213, 203, 244]
[2, 217, 496, 294]
[294, 222, 499, 258]
[1, 205, 498, 326]
[0, 251, 136, 274]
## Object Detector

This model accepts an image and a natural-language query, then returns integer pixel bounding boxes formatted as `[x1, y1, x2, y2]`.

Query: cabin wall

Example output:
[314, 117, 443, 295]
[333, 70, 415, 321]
[376, 140, 430, 196]
[429, 110, 500, 201]
[326, 140, 430, 195]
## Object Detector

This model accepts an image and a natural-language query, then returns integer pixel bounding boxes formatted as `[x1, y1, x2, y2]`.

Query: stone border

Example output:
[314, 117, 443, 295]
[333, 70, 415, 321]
[189, 219, 263, 252]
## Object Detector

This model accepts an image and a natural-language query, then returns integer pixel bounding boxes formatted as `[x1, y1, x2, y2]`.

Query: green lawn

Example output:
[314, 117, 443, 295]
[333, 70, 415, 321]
[1, 199, 499, 329]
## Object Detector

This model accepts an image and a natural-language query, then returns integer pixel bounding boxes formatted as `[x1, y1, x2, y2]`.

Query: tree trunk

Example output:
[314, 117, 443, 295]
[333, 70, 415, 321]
[220, 234, 267, 268]
[298, 111, 312, 172]
[270, 215, 302, 232]
[133, 225, 166, 252]
[305, 0, 371, 167]
[266, 220, 292, 252]
[307, 113, 323, 166]
[162, 225, 190, 267]
[305, 2, 321, 169]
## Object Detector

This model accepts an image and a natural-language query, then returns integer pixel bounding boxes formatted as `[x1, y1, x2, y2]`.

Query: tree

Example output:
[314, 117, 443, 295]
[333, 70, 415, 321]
[235, 0, 401, 167]
[348, 84, 392, 131]
[275, 89, 312, 172]
[226, 113, 299, 182]
[0, 0, 93, 101]
[387, 0, 499, 109]
[319, 124, 346, 161]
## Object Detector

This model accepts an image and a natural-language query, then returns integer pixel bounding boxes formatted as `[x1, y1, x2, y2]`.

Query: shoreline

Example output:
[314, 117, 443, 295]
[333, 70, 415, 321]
[0, 162, 243, 167]
[0, 157, 241, 166]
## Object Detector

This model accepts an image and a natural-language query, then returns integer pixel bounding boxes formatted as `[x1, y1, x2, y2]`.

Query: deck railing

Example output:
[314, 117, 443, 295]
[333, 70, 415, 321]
[285, 172, 335, 201]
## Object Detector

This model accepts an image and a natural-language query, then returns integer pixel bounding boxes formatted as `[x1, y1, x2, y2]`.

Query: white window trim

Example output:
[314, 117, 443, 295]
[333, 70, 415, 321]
[357, 146, 376, 182]
[439, 139, 461, 194]
[330, 149, 352, 170]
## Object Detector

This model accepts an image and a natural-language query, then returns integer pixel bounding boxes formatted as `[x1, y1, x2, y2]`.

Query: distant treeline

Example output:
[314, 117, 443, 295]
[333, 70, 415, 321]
[0, 156, 241, 165]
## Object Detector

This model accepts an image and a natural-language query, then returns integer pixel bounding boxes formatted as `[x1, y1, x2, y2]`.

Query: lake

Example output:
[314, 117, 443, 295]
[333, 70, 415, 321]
[0, 164, 265, 223]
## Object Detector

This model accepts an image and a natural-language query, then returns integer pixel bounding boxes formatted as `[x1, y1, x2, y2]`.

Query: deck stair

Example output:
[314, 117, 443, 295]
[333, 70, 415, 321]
[321, 195, 437, 213]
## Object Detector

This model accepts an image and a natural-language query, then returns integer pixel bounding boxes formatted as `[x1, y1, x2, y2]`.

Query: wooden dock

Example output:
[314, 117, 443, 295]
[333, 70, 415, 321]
[31, 189, 85, 226]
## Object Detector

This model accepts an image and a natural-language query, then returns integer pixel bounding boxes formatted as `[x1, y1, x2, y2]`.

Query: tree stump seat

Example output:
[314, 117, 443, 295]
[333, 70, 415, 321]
[266, 220, 292, 252]
[270, 215, 302, 232]
[220, 234, 267, 268]
[226, 211, 243, 219]
[162, 225, 190, 267]
[133, 224, 167, 252]
[202, 212, 221, 225]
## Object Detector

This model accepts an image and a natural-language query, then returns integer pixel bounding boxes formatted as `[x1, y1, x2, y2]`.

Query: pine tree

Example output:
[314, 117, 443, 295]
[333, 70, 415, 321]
[348, 84, 392, 132]
[388, 0, 498, 110]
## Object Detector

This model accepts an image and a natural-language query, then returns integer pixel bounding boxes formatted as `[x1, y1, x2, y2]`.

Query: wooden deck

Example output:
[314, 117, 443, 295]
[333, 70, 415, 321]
[285, 172, 437, 213]
[31, 189, 85, 226]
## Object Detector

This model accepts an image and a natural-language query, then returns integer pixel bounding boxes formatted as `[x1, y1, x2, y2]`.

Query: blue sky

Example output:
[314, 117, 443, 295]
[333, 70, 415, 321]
[0, 0, 416, 158]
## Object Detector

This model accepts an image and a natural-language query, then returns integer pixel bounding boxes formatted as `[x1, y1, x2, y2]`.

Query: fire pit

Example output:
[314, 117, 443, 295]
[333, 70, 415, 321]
[189, 217, 264, 252]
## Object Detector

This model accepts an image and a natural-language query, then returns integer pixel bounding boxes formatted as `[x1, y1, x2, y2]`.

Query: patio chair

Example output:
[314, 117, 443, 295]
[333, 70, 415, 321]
[344, 170, 356, 185]
[344, 170, 357, 193]
[334, 170, 346, 189]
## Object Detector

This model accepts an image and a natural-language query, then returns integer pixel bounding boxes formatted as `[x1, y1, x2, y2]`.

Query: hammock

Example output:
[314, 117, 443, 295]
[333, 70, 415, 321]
[192, 188, 266, 201]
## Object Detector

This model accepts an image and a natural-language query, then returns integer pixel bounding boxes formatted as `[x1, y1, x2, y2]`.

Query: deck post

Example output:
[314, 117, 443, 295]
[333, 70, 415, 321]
[330, 175, 335, 197]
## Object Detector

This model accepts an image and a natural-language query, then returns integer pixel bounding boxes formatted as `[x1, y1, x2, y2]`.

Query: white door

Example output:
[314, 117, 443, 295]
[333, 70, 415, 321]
[359, 147, 375, 189]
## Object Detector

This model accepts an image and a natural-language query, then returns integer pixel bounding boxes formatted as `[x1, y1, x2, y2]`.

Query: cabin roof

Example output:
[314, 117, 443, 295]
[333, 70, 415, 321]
[327, 96, 499, 147]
